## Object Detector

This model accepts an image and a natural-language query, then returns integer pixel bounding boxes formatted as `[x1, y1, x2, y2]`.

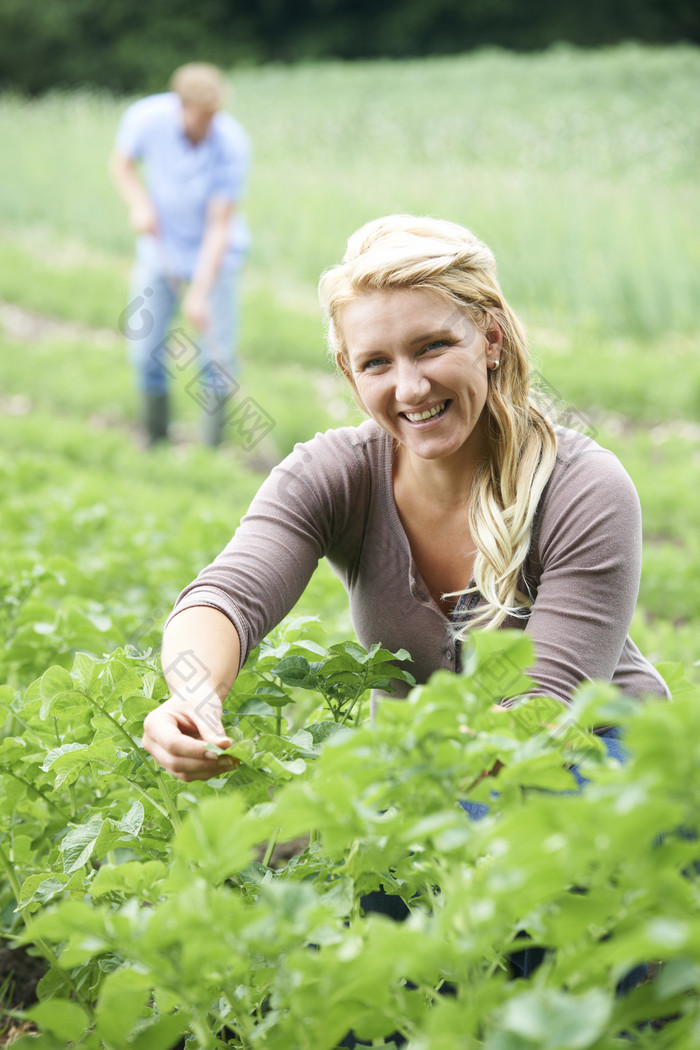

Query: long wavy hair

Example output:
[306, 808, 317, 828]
[318, 214, 558, 630]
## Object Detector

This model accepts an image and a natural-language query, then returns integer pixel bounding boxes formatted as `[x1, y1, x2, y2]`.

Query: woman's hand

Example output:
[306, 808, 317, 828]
[142, 692, 237, 782]
[150, 607, 243, 779]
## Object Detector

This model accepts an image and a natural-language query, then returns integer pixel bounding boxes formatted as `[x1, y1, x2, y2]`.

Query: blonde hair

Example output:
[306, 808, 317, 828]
[170, 63, 226, 110]
[318, 214, 558, 630]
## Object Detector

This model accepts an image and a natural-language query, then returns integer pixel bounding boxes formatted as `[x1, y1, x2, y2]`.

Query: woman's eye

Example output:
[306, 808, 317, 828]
[362, 358, 387, 370]
[423, 340, 448, 352]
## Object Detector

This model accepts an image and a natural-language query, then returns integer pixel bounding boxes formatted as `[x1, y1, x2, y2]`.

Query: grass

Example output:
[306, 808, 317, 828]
[0, 43, 698, 683]
[1, 43, 698, 337]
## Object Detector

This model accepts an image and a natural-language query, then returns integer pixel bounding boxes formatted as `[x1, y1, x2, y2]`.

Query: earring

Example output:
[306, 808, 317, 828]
[489, 360, 500, 370]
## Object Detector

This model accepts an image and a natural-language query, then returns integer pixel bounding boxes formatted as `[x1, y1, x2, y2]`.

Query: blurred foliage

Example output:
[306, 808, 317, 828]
[0, 0, 699, 94]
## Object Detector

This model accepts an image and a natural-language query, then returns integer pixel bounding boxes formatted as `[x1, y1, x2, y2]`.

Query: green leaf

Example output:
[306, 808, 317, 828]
[271, 655, 317, 687]
[35, 965, 74, 1002]
[37, 665, 76, 719]
[654, 662, 696, 703]
[331, 641, 372, 664]
[90, 859, 167, 899]
[71, 652, 101, 691]
[61, 819, 103, 873]
[645, 918, 689, 949]
[130, 1013, 190, 1050]
[38, 666, 74, 695]
[27, 999, 90, 1042]
[305, 721, 354, 746]
[654, 958, 700, 999]
[463, 629, 535, 701]
[234, 696, 276, 717]
[33, 621, 56, 635]
[494, 988, 612, 1049]
[19, 874, 70, 911]
[172, 794, 273, 882]
[254, 684, 293, 707]
[95, 966, 152, 1044]
[117, 800, 145, 837]
[41, 742, 89, 787]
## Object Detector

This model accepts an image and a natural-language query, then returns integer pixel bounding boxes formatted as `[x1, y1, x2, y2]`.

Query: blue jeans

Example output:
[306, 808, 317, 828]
[123, 236, 244, 398]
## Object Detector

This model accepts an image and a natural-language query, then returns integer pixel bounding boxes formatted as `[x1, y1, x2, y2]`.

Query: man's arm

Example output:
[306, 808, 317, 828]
[182, 197, 234, 330]
[109, 150, 158, 236]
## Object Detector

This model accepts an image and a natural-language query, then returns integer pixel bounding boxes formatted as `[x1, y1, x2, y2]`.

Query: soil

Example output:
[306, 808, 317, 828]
[0, 943, 46, 1045]
[0, 944, 46, 1010]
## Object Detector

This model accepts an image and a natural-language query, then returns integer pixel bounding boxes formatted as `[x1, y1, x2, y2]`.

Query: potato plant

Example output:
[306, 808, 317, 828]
[0, 627, 698, 1048]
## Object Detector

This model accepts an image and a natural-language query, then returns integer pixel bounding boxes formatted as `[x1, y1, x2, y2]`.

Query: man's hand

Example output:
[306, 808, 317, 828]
[182, 283, 210, 331]
[128, 199, 158, 236]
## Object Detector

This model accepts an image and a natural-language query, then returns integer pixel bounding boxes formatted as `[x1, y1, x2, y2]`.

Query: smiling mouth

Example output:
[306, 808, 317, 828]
[402, 400, 448, 423]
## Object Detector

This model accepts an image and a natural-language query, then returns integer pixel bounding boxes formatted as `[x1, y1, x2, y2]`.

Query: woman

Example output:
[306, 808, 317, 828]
[142, 214, 668, 780]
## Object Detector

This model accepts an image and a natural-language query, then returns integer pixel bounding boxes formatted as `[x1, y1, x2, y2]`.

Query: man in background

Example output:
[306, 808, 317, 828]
[111, 62, 251, 447]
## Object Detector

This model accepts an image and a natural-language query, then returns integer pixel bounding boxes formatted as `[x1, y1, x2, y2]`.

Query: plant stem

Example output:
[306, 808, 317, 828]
[0, 839, 21, 902]
[90, 699, 146, 765]
[156, 774, 182, 831]
[262, 826, 281, 868]
[118, 774, 171, 821]
[191, 1017, 217, 1048]
[339, 681, 367, 726]
[0, 768, 71, 822]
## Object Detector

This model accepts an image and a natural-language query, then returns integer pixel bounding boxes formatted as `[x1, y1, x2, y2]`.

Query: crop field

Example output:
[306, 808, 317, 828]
[0, 43, 699, 1047]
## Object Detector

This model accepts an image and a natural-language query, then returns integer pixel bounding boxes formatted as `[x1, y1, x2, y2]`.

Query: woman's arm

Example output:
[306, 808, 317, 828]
[519, 438, 648, 704]
[143, 427, 371, 779]
[142, 606, 241, 781]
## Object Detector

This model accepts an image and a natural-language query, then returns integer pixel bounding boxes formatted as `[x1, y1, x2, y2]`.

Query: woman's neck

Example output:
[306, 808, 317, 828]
[392, 428, 489, 510]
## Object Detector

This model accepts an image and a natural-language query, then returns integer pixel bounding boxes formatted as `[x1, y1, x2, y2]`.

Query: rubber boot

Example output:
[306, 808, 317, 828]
[144, 392, 169, 447]
[202, 397, 228, 448]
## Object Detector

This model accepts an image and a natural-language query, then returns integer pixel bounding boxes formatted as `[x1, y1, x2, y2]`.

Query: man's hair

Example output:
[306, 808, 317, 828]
[170, 63, 227, 110]
[318, 214, 558, 631]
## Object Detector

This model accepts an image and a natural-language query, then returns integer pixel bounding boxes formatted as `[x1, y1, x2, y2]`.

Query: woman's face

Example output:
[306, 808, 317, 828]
[339, 287, 501, 464]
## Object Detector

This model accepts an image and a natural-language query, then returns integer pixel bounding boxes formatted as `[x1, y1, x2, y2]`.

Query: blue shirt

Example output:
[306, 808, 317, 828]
[115, 92, 252, 278]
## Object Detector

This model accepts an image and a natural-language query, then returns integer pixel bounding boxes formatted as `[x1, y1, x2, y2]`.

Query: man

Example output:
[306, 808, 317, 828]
[111, 63, 251, 447]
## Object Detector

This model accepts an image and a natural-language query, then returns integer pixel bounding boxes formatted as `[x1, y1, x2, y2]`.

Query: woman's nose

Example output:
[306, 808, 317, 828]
[395, 361, 431, 404]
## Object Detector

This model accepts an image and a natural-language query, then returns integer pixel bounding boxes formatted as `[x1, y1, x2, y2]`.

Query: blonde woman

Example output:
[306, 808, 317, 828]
[143, 214, 668, 780]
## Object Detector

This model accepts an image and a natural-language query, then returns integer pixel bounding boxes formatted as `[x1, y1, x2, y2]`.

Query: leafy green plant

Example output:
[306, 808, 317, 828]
[1, 630, 698, 1048]
[238, 620, 415, 728]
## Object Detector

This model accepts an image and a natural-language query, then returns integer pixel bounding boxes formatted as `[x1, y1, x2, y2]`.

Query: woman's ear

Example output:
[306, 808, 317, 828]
[485, 317, 503, 350]
[484, 317, 503, 370]
[336, 351, 350, 378]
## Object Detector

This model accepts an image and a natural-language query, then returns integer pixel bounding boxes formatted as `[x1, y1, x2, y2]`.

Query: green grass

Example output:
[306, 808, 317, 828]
[0, 43, 698, 687]
[0, 43, 698, 338]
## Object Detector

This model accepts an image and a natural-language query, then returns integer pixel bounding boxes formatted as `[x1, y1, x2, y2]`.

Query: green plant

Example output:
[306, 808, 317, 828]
[1, 631, 698, 1048]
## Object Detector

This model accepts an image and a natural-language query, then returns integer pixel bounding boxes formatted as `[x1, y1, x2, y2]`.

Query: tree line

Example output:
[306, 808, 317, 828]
[1, 0, 698, 95]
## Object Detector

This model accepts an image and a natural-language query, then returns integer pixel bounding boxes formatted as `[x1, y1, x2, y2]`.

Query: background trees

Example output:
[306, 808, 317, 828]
[1, 0, 699, 95]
